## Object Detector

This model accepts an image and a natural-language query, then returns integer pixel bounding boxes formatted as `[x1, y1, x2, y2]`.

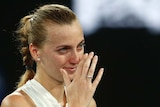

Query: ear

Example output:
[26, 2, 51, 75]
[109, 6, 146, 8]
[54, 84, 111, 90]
[29, 43, 40, 61]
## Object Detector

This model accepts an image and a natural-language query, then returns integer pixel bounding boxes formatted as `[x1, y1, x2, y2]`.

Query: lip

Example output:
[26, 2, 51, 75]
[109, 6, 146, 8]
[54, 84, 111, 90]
[63, 67, 77, 74]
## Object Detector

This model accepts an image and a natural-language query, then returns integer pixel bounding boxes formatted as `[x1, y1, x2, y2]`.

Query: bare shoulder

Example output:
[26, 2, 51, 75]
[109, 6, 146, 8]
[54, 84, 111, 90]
[88, 98, 97, 107]
[1, 90, 34, 107]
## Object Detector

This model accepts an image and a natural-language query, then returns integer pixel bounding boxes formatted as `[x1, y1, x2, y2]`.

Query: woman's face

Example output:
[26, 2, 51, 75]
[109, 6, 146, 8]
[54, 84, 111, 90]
[37, 20, 85, 82]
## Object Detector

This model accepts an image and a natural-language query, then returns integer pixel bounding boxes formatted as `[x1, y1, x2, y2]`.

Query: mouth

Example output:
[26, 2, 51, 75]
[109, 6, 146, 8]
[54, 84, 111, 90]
[63, 67, 77, 74]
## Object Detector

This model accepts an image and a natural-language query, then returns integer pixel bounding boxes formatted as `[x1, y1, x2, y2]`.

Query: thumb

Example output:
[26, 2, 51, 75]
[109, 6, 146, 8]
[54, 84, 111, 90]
[60, 69, 71, 86]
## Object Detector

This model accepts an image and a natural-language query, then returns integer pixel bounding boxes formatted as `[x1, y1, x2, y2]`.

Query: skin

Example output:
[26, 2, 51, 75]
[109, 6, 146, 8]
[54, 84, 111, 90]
[1, 20, 104, 107]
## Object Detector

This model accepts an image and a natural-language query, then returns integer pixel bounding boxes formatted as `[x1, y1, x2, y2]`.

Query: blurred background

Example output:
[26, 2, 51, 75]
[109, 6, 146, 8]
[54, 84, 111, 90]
[1, 0, 160, 107]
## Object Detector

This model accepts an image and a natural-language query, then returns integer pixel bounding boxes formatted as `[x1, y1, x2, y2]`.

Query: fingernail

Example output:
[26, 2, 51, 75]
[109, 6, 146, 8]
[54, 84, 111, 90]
[90, 51, 94, 55]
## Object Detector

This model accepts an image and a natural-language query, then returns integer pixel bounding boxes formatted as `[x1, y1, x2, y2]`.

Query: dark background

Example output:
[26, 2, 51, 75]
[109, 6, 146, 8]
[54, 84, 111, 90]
[0, 0, 160, 107]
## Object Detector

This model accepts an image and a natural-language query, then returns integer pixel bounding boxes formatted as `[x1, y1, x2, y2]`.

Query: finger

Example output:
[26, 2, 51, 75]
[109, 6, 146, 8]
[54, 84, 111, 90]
[87, 55, 98, 80]
[60, 69, 71, 86]
[92, 68, 104, 89]
[81, 52, 94, 79]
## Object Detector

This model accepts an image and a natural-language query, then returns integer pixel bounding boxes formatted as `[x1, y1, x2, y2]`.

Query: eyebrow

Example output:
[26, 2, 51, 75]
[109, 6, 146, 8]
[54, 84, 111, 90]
[79, 40, 85, 45]
[56, 39, 85, 48]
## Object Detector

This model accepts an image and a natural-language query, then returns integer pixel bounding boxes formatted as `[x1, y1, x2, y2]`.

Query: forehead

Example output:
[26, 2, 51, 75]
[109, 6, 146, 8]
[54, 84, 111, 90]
[45, 20, 84, 45]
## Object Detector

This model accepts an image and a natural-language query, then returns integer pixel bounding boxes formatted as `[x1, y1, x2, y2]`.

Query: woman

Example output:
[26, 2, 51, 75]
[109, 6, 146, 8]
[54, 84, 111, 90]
[1, 3, 104, 107]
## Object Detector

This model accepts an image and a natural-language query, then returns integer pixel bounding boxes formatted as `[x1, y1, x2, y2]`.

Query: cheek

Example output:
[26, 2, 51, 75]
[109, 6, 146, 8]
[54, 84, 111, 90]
[53, 55, 68, 66]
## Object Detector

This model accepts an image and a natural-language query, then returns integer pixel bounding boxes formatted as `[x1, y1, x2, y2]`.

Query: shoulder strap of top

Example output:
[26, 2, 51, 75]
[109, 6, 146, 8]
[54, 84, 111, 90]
[18, 79, 61, 107]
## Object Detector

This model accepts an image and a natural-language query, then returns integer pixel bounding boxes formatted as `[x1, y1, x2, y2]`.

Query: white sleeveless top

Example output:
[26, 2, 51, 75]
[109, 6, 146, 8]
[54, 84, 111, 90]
[17, 79, 68, 107]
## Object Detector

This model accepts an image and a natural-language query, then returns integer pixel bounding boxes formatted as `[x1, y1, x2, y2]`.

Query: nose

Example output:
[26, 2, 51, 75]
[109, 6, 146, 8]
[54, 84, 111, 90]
[69, 50, 81, 64]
